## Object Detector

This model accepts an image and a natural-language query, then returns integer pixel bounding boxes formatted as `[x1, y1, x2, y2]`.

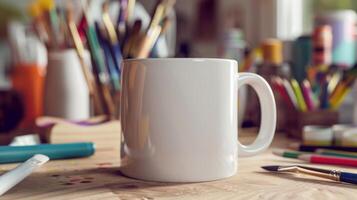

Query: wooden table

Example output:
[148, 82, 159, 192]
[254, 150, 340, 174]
[1, 122, 356, 200]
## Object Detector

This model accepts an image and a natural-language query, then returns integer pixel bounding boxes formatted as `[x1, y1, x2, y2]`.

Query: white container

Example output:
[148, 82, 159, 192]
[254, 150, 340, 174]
[44, 49, 90, 120]
[303, 125, 333, 146]
[341, 128, 357, 147]
[332, 124, 354, 146]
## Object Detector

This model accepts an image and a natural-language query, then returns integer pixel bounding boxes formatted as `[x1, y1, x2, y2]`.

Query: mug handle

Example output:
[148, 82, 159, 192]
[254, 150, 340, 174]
[236, 72, 276, 157]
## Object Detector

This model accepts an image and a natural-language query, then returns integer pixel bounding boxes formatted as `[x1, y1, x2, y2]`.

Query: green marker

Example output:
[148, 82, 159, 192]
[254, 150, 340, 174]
[272, 149, 307, 158]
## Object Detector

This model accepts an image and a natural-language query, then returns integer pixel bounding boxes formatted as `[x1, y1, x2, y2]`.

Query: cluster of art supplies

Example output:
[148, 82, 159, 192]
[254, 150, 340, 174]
[26, 0, 175, 117]
[270, 24, 357, 112]
[263, 125, 357, 185]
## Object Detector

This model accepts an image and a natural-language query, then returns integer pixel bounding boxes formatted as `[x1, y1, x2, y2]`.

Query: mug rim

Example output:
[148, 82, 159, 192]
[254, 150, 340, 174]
[123, 58, 237, 64]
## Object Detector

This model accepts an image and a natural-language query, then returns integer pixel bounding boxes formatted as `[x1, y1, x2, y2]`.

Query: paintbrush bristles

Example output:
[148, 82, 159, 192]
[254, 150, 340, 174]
[261, 165, 280, 172]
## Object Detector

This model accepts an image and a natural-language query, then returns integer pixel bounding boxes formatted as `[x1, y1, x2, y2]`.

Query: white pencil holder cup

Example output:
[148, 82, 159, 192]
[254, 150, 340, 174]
[44, 49, 91, 120]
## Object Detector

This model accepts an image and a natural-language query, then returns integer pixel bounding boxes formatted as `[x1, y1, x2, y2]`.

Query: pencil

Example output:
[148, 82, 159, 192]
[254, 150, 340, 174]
[271, 77, 295, 109]
[301, 80, 316, 111]
[282, 79, 299, 110]
[291, 79, 307, 111]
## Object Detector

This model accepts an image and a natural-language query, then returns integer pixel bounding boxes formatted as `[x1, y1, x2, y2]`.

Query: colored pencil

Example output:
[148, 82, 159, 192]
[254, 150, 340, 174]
[282, 79, 299, 110]
[86, 25, 115, 116]
[291, 79, 307, 111]
[301, 80, 316, 111]
[299, 154, 357, 167]
[271, 77, 295, 109]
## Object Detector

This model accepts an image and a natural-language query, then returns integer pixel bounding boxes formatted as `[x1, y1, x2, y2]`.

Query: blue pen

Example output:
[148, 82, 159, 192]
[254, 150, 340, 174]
[0, 142, 95, 164]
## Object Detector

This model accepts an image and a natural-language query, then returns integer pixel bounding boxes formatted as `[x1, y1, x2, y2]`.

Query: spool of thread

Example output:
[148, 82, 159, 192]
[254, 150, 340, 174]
[332, 124, 354, 146]
[312, 25, 332, 66]
[303, 125, 333, 146]
[261, 38, 282, 65]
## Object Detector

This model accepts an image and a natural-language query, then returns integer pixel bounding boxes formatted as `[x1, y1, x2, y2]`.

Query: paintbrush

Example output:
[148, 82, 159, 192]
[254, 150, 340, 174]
[262, 165, 357, 185]
[66, 2, 104, 115]
[39, 0, 60, 48]
[124, 19, 142, 58]
[135, 25, 162, 58]
[102, 1, 123, 80]
[127, 0, 136, 22]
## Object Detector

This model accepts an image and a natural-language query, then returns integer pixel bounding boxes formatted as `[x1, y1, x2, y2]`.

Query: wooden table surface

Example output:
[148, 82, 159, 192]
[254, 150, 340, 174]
[1, 122, 357, 200]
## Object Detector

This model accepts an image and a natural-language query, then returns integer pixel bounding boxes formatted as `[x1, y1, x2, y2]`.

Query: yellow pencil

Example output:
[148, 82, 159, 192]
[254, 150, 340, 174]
[291, 79, 307, 112]
[331, 87, 351, 110]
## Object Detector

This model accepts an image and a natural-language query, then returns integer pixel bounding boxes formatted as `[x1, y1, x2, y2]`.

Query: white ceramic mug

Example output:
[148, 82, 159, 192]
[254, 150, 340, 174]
[120, 58, 276, 182]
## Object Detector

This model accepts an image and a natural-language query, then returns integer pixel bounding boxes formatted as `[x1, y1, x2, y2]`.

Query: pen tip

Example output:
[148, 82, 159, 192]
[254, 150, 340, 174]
[261, 165, 280, 172]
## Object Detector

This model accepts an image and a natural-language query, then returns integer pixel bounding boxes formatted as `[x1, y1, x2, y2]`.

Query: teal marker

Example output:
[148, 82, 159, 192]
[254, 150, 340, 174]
[0, 142, 95, 164]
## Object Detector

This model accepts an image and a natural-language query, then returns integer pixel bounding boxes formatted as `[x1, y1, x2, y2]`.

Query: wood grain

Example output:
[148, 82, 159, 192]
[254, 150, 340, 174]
[1, 123, 356, 200]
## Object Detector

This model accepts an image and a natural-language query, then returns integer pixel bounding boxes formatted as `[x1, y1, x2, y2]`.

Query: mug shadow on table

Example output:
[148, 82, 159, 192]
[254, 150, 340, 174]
[8, 166, 191, 196]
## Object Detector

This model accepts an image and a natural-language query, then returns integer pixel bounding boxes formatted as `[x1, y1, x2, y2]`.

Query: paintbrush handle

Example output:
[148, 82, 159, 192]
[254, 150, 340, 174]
[297, 168, 338, 181]
[340, 172, 357, 185]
